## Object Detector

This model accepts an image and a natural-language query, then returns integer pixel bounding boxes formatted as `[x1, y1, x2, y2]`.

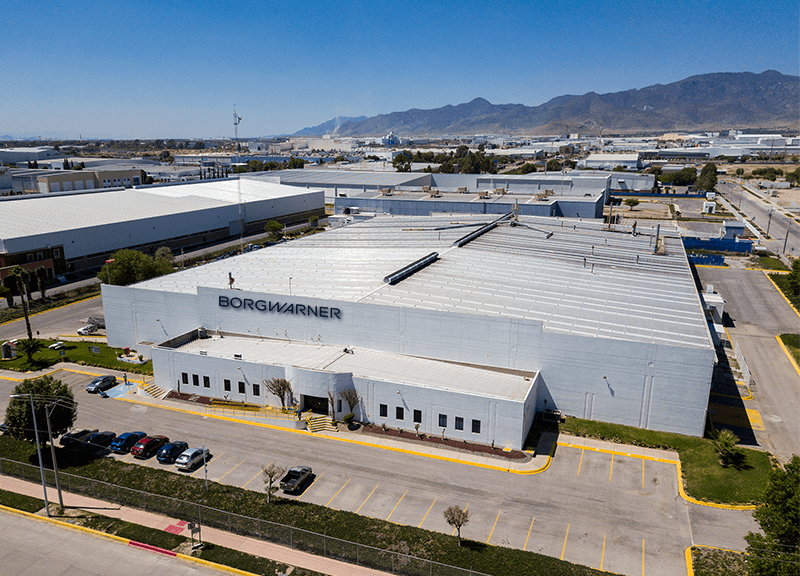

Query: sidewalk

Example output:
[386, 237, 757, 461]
[0, 474, 391, 576]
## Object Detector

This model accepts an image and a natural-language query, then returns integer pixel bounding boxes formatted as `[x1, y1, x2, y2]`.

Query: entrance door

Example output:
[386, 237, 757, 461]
[303, 395, 329, 415]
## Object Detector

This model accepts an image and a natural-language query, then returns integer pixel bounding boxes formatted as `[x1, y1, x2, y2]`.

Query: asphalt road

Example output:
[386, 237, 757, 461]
[0, 297, 106, 342]
[697, 267, 800, 462]
[0, 508, 228, 576]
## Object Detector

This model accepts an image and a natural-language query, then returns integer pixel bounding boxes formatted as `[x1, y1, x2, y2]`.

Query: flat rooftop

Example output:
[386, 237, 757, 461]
[134, 214, 712, 349]
[337, 189, 601, 203]
[0, 178, 316, 242]
[175, 335, 535, 402]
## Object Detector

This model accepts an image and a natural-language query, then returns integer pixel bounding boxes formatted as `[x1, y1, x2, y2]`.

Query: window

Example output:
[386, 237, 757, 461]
[253, 383, 260, 396]
[413, 410, 422, 423]
[455, 417, 464, 431]
[238, 381, 245, 394]
[472, 419, 481, 434]
[337, 399, 342, 413]
[192, 374, 199, 387]
[203, 376, 210, 388]
[223, 379, 231, 392]
[396, 406, 404, 420]
[53, 248, 61, 259]
[27, 253, 34, 263]
[132, 177, 141, 185]
[379, 404, 387, 418]
[181, 373, 189, 385]
[438, 414, 447, 428]
[36, 251, 43, 261]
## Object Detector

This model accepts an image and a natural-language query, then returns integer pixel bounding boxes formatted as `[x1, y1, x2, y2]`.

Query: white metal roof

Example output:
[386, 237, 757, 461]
[0, 178, 314, 241]
[177, 335, 535, 402]
[135, 214, 711, 349]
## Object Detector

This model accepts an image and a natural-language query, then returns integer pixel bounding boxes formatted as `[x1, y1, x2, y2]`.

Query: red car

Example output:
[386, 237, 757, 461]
[130, 435, 169, 459]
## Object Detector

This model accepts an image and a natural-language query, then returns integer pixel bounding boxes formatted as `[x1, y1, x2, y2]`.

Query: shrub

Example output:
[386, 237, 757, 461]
[342, 413, 354, 425]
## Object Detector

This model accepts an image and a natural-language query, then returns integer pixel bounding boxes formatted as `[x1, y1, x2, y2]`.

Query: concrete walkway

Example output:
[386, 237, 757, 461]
[0, 474, 391, 576]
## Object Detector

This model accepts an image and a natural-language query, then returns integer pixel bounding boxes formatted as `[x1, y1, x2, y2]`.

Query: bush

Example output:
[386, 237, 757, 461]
[342, 413, 354, 425]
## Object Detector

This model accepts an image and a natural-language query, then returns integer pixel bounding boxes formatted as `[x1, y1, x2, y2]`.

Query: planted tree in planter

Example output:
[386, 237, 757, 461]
[443, 505, 470, 546]
[340, 388, 361, 417]
[262, 462, 286, 504]
[264, 377, 293, 408]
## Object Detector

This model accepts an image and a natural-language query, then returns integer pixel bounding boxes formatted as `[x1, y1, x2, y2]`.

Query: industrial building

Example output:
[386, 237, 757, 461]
[103, 214, 716, 448]
[0, 178, 323, 277]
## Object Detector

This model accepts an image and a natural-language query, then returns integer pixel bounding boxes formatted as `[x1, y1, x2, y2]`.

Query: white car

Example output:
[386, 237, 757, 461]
[77, 325, 98, 335]
[175, 447, 210, 470]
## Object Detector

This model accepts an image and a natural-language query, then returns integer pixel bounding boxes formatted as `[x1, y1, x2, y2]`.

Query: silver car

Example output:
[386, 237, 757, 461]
[175, 447, 209, 470]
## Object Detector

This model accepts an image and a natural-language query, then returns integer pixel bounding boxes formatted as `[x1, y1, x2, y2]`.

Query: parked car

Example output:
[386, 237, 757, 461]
[175, 447, 209, 471]
[280, 466, 312, 493]
[85, 375, 117, 394]
[59, 428, 98, 449]
[157, 441, 189, 464]
[109, 431, 147, 454]
[131, 435, 169, 459]
[77, 324, 98, 335]
[80, 431, 117, 454]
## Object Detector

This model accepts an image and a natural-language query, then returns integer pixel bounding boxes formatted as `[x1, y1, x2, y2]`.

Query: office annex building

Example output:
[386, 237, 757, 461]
[104, 214, 715, 449]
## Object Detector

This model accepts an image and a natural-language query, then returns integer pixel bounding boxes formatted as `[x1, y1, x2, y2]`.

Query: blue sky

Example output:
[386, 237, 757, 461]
[2, 0, 798, 139]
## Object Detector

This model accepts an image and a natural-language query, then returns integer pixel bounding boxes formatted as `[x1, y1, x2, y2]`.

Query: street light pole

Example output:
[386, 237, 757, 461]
[766, 208, 773, 239]
[11, 394, 50, 516]
[784, 229, 791, 254]
[45, 401, 64, 509]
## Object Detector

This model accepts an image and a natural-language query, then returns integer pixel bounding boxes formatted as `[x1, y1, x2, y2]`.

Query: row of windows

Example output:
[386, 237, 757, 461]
[26, 248, 59, 262]
[181, 373, 260, 396]
[379, 404, 481, 434]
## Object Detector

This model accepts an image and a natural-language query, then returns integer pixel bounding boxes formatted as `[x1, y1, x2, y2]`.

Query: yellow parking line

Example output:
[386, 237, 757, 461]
[642, 459, 645, 489]
[745, 408, 766, 431]
[241, 469, 263, 489]
[523, 516, 535, 551]
[560, 523, 570, 560]
[355, 484, 378, 514]
[486, 510, 501, 544]
[191, 452, 221, 477]
[326, 479, 350, 508]
[601, 532, 607, 570]
[295, 472, 323, 500]
[386, 490, 407, 522]
[451, 503, 469, 536]
[216, 457, 247, 483]
[577, 449, 585, 476]
[608, 454, 614, 481]
[418, 498, 436, 528]
[642, 538, 645, 575]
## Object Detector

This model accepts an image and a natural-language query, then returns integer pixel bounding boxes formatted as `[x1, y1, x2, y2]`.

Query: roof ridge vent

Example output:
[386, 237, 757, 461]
[383, 252, 439, 285]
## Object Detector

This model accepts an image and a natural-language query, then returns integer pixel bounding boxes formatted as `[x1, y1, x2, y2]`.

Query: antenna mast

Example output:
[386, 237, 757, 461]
[233, 106, 242, 149]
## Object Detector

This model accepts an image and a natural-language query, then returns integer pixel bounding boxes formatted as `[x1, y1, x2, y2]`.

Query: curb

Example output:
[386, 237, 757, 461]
[762, 270, 800, 319]
[775, 335, 800, 379]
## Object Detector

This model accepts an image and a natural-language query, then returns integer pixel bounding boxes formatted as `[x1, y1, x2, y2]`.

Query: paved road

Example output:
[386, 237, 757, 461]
[697, 267, 800, 462]
[0, 297, 106, 342]
[0, 508, 228, 576]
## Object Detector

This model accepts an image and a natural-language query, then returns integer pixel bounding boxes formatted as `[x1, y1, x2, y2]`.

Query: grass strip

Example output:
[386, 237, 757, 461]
[79, 513, 188, 550]
[195, 542, 326, 576]
[0, 487, 45, 512]
[0, 436, 606, 576]
[0, 340, 153, 375]
[527, 417, 771, 504]
[691, 546, 747, 576]
[769, 273, 800, 310]
[779, 334, 800, 366]
[749, 256, 789, 270]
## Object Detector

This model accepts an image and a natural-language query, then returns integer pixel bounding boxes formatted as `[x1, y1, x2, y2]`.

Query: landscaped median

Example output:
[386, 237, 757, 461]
[0, 488, 321, 576]
[538, 417, 772, 505]
[0, 340, 153, 375]
[0, 436, 607, 576]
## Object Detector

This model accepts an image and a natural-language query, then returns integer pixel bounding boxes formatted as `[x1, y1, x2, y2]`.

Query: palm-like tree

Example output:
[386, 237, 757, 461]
[10, 266, 33, 339]
[16, 338, 43, 366]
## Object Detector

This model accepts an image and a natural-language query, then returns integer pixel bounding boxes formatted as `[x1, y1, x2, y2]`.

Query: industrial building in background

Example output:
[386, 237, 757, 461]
[103, 214, 716, 449]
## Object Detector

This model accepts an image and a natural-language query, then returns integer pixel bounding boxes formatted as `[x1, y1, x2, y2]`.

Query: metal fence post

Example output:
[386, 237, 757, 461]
[290, 527, 293, 548]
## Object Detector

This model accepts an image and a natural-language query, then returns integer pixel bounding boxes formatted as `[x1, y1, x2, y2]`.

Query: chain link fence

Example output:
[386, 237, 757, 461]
[0, 457, 489, 576]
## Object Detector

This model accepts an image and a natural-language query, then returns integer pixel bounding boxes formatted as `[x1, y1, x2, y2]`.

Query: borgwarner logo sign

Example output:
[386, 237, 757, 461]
[218, 296, 342, 319]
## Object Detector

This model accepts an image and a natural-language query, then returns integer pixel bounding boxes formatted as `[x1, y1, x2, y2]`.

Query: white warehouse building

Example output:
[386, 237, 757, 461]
[103, 214, 716, 449]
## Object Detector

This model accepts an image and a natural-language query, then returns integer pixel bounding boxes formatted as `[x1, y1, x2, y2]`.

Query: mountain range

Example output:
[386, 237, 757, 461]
[294, 71, 799, 137]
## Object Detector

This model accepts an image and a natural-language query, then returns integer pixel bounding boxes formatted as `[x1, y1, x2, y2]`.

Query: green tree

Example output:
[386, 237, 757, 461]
[735, 168, 744, 176]
[546, 159, 563, 172]
[624, 199, 640, 211]
[443, 505, 470, 546]
[15, 339, 44, 366]
[265, 220, 284, 241]
[392, 153, 411, 172]
[4, 375, 77, 445]
[744, 455, 800, 575]
[97, 249, 174, 286]
[154, 246, 174, 264]
[10, 267, 33, 339]
[287, 157, 306, 169]
[34, 266, 48, 300]
[696, 163, 718, 191]
[712, 429, 740, 467]
[611, 165, 626, 172]
[787, 259, 800, 299]
[0, 285, 11, 308]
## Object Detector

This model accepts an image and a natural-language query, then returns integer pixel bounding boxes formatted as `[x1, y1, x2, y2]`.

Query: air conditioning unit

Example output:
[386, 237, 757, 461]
[233, 353, 242, 359]
[200, 350, 208, 356]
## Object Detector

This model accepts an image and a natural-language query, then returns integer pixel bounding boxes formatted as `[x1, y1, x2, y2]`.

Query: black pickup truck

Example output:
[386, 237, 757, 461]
[280, 466, 312, 493]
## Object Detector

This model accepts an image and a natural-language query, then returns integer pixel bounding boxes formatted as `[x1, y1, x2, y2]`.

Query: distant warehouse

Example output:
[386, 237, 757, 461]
[103, 214, 716, 449]
[0, 178, 323, 280]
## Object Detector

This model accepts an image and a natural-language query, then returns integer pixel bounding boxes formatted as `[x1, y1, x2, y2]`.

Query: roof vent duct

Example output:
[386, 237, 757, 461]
[452, 212, 513, 247]
[383, 252, 439, 285]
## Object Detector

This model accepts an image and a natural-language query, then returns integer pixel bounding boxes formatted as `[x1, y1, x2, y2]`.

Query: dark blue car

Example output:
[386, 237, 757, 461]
[109, 431, 146, 454]
[157, 441, 189, 464]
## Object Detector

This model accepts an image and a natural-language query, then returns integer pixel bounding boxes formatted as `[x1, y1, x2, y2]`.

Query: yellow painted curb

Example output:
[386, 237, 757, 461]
[693, 264, 728, 269]
[58, 334, 107, 339]
[556, 441, 679, 464]
[175, 552, 261, 576]
[775, 335, 800, 379]
[685, 546, 694, 576]
[763, 270, 800, 319]
[118, 396, 554, 475]
[0, 294, 101, 327]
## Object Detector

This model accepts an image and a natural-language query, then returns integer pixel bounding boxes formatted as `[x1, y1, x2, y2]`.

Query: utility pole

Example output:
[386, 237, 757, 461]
[45, 401, 64, 509]
[765, 208, 773, 238]
[10, 394, 49, 516]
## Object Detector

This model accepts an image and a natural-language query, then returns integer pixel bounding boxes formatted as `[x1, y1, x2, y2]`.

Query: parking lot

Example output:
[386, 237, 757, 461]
[1, 367, 744, 576]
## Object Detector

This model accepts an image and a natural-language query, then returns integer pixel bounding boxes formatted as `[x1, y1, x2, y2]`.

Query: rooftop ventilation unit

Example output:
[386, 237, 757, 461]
[200, 351, 208, 356]
[380, 188, 394, 196]
[233, 353, 242, 360]
[383, 252, 439, 285]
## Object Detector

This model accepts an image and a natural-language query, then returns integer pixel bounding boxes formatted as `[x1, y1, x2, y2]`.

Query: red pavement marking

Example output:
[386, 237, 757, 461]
[129, 540, 177, 557]
[165, 524, 184, 534]
[176, 520, 187, 526]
